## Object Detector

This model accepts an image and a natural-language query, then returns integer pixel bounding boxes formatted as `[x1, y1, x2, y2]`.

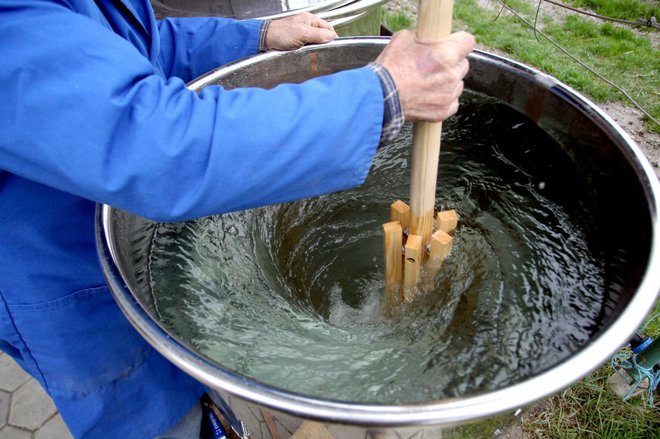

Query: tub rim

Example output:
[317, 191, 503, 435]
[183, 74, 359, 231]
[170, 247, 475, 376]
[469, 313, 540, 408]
[150, 0, 355, 20]
[96, 37, 660, 427]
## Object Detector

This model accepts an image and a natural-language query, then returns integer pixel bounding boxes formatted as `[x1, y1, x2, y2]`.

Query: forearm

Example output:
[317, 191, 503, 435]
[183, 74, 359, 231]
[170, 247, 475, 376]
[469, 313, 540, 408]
[5, 69, 383, 222]
[157, 17, 262, 81]
[0, 4, 384, 222]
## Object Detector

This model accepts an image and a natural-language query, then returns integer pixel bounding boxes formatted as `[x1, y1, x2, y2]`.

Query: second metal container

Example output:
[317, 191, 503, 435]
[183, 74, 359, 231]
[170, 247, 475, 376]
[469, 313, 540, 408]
[151, 0, 387, 35]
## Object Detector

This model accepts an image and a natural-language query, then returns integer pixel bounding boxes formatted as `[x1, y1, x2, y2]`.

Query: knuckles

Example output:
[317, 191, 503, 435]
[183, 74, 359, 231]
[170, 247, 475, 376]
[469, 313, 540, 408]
[380, 30, 473, 123]
[301, 26, 314, 42]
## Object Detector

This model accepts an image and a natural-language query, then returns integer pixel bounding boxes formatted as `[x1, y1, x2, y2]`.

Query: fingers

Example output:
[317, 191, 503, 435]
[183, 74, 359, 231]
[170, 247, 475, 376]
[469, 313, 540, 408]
[457, 58, 470, 81]
[303, 25, 337, 44]
[452, 81, 464, 100]
[436, 31, 476, 66]
[447, 31, 476, 58]
[266, 13, 338, 50]
[306, 13, 336, 31]
[303, 25, 338, 44]
[445, 99, 460, 119]
[375, 30, 475, 123]
[295, 11, 337, 32]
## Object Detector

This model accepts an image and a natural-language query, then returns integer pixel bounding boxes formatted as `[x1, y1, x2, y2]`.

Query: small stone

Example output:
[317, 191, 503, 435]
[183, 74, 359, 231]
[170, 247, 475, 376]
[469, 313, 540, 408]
[607, 368, 647, 399]
[0, 356, 30, 392]
[35, 415, 73, 439]
[326, 423, 370, 439]
[0, 392, 9, 428]
[0, 425, 31, 439]
[9, 380, 57, 431]
[268, 410, 301, 437]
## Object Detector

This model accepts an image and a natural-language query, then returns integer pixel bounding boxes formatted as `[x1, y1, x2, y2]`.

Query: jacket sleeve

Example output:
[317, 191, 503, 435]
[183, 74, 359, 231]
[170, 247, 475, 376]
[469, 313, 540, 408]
[0, 2, 383, 222]
[157, 17, 262, 81]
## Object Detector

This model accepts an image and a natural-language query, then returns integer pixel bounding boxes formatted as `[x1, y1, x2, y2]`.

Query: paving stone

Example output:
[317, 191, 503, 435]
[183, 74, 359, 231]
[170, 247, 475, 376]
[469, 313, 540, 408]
[0, 355, 30, 392]
[9, 379, 57, 431]
[0, 425, 32, 439]
[326, 423, 369, 439]
[35, 414, 73, 439]
[0, 391, 9, 429]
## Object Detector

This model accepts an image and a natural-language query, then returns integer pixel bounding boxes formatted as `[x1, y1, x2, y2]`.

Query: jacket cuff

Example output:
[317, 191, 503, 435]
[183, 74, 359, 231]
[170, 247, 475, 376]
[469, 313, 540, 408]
[241, 19, 265, 55]
[367, 62, 405, 145]
[259, 20, 272, 52]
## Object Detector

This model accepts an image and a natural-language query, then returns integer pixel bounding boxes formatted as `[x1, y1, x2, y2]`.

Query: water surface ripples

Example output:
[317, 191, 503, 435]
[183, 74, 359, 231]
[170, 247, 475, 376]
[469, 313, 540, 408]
[146, 92, 607, 404]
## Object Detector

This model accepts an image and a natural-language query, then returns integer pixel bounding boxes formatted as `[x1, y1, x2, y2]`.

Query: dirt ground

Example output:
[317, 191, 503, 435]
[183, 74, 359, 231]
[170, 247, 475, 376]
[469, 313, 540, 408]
[602, 102, 660, 175]
[384, 0, 660, 179]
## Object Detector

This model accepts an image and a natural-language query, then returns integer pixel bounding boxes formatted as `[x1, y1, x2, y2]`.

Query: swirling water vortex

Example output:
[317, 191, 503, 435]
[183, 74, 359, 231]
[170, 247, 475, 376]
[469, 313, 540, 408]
[146, 92, 607, 404]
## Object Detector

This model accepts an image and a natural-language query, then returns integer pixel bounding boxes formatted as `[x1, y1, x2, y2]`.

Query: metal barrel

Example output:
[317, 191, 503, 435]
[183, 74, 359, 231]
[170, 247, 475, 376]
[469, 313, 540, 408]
[151, 0, 389, 35]
[151, 0, 354, 20]
[97, 38, 660, 438]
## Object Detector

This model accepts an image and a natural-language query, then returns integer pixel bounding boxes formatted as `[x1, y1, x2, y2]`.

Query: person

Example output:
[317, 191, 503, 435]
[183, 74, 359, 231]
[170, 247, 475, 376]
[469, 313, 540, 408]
[0, 0, 475, 437]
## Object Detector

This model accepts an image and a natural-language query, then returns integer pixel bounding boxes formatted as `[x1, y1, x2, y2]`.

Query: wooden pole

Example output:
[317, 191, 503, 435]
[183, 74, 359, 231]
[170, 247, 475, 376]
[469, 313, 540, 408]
[409, 0, 455, 247]
[381, 1, 457, 305]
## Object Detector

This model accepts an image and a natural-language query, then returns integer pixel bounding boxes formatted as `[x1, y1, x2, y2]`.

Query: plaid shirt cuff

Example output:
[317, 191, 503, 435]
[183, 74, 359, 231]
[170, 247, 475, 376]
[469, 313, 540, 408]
[367, 62, 404, 145]
[259, 20, 272, 52]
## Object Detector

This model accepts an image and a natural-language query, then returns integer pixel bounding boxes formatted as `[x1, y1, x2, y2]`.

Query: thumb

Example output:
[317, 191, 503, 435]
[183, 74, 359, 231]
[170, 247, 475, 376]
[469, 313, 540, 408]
[440, 32, 476, 64]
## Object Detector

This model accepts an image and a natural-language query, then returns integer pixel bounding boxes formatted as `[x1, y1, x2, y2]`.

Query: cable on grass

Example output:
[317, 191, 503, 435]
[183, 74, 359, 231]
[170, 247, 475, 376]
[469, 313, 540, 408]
[533, 0, 543, 41]
[542, 0, 660, 30]
[610, 313, 660, 407]
[493, 2, 506, 22]
[493, 0, 659, 127]
[610, 352, 660, 408]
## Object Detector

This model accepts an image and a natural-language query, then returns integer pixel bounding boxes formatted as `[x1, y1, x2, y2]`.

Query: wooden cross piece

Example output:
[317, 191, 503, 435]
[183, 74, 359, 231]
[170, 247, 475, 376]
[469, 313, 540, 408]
[383, 0, 458, 306]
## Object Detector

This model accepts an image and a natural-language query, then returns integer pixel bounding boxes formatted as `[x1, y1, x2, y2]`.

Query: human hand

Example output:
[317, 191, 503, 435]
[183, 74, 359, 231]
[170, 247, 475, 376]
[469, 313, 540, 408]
[375, 30, 475, 122]
[265, 12, 338, 51]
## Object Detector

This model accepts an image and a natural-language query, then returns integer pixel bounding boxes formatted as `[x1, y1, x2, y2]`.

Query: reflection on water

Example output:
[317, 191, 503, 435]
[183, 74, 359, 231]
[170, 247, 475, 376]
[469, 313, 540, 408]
[143, 92, 607, 404]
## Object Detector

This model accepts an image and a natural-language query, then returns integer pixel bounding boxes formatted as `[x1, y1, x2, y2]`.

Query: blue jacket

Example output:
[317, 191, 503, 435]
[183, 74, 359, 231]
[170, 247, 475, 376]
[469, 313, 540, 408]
[0, 0, 382, 437]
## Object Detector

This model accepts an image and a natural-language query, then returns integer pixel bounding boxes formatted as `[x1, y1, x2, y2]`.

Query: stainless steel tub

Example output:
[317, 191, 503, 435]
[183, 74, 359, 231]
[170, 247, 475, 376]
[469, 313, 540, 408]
[97, 38, 660, 438]
[151, 0, 387, 36]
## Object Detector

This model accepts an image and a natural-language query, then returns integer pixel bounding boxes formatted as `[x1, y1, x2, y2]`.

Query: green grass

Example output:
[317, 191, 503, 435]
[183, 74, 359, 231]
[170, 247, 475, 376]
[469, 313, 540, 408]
[384, 1, 659, 130]
[448, 300, 660, 438]
[523, 365, 660, 438]
[444, 413, 516, 438]
[567, 0, 660, 22]
[383, 12, 414, 32]
[451, 0, 659, 131]
[521, 302, 660, 438]
[643, 299, 660, 337]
